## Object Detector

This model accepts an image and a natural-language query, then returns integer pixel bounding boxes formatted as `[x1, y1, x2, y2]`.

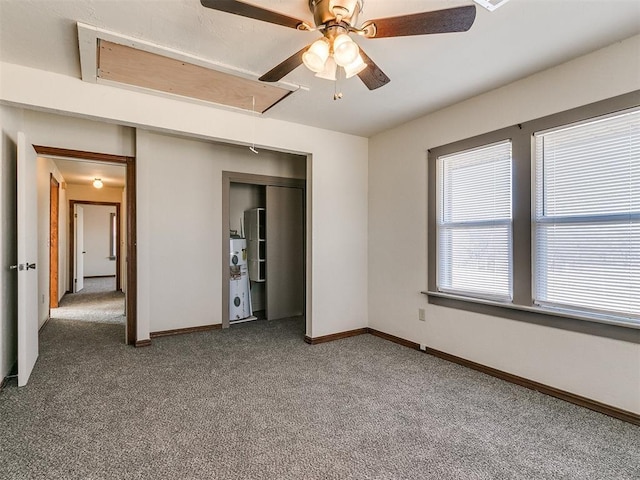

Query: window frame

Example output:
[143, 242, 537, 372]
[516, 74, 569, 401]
[436, 140, 514, 302]
[531, 108, 640, 323]
[426, 90, 640, 341]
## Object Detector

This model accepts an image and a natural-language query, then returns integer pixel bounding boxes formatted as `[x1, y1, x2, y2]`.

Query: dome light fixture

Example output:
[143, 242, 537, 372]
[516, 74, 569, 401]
[93, 178, 103, 189]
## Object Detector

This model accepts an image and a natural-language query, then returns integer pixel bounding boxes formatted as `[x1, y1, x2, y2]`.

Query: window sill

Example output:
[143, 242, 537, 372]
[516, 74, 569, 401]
[422, 291, 640, 343]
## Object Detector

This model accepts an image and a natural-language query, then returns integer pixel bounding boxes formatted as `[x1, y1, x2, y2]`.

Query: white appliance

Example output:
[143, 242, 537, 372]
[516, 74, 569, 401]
[230, 237, 253, 321]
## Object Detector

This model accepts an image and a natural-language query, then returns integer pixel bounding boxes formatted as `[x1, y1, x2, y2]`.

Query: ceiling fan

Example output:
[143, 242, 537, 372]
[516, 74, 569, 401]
[200, 0, 476, 90]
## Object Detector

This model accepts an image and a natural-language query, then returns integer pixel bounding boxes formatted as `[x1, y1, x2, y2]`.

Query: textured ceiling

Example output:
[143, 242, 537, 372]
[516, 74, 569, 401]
[1, 0, 639, 137]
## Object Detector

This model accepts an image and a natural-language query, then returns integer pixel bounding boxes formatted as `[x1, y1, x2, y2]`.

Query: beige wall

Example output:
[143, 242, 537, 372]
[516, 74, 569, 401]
[368, 34, 640, 413]
[1, 61, 369, 342]
[136, 133, 307, 333]
[66, 184, 125, 204]
[230, 183, 264, 236]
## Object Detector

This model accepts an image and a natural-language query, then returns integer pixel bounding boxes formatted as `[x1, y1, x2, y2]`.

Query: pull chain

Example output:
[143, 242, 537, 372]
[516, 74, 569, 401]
[334, 68, 343, 100]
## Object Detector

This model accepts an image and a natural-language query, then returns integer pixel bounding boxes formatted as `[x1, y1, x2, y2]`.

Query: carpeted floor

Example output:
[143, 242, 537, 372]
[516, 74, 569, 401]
[0, 317, 638, 479]
[50, 277, 125, 324]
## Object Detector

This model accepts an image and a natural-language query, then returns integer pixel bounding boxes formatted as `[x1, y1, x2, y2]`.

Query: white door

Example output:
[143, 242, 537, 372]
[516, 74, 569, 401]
[17, 131, 39, 387]
[74, 205, 84, 292]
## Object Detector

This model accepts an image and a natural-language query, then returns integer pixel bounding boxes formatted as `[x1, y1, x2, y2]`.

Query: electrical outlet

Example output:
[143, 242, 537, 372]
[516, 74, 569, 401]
[418, 308, 426, 322]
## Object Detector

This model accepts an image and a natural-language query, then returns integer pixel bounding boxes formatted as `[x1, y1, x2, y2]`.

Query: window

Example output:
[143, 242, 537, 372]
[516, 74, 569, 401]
[437, 141, 513, 301]
[428, 91, 639, 335]
[533, 109, 639, 323]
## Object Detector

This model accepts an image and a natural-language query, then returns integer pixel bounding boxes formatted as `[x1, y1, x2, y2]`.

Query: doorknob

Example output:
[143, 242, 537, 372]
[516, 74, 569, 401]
[26, 263, 36, 270]
[10, 264, 19, 270]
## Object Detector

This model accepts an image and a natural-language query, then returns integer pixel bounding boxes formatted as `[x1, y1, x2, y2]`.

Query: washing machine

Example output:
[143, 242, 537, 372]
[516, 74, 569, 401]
[230, 237, 252, 321]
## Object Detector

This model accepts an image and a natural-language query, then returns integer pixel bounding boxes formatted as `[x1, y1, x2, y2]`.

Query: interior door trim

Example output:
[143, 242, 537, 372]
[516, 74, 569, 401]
[221, 171, 306, 330]
[68, 200, 121, 293]
[34, 145, 138, 345]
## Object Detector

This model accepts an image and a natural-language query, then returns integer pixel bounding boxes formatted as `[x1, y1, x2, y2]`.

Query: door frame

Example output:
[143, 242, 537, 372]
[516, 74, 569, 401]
[49, 174, 59, 310]
[222, 171, 306, 329]
[69, 200, 121, 292]
[34, 146, 138, 345]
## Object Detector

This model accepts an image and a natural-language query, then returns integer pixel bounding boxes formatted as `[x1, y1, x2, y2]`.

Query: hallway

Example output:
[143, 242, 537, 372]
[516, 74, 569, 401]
[51, 277, 125, 325]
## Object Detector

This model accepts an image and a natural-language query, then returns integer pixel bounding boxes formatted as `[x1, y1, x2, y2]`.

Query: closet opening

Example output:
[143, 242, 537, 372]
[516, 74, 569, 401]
[222, 172, 306, 331]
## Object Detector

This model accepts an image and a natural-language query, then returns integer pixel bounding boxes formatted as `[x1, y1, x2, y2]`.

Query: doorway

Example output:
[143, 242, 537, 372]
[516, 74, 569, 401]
[68, 201, 122, 294]
[34, 146, 138, 345]
[49, 174, 59, 310]
[222, 172, 306, 330]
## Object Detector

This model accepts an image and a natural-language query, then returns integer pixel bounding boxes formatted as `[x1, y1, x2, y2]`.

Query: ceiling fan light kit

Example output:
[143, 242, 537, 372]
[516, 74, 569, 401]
[200, 0, 477, 91]
[332, 33, 359, 66]
[315, 56, 338, 81]
[303, 38, 330, 72]
[343, 54, 367, 79]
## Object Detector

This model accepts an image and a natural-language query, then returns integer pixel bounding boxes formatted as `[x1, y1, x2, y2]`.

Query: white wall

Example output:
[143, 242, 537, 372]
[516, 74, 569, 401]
[81, 204, 116, 277]
[368, 35, 640, 413]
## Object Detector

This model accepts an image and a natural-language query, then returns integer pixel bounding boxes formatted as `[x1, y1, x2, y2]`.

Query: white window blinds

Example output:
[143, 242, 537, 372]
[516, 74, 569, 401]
[437, 141, 513, 300]
[534, 108, 640, 324]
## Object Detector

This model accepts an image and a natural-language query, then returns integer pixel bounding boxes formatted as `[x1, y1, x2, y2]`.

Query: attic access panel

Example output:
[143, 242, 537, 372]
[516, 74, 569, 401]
[97, 40, 292, 114]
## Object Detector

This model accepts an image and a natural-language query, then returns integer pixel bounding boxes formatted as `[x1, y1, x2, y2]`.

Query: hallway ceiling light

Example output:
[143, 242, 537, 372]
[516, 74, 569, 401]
[93, 178, 103, 189]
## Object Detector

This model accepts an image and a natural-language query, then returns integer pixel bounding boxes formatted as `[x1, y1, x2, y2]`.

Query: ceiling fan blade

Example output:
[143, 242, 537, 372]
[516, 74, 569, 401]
[259, 46, 308, 83]
[357, 48, 390, 90]
[200, 0, 308, 30]
[362, 5, 476, 38]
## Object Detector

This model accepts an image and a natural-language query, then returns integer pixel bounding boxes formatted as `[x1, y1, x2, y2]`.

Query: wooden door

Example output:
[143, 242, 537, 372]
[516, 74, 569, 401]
[49, 175, 59, 308]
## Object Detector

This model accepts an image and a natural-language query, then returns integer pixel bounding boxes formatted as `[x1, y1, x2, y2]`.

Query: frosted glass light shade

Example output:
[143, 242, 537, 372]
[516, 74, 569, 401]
[343, 53, 367, 78]
[333, 34, 359, 67]
[315, 56, 337, 80]
[303, 39, 330, 73]
[93, 178, 103, 189]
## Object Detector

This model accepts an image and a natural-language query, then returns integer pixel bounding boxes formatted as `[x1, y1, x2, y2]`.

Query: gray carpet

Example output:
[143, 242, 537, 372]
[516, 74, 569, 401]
[50, 277, 125, 324]
[1, 317, 638, 479]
